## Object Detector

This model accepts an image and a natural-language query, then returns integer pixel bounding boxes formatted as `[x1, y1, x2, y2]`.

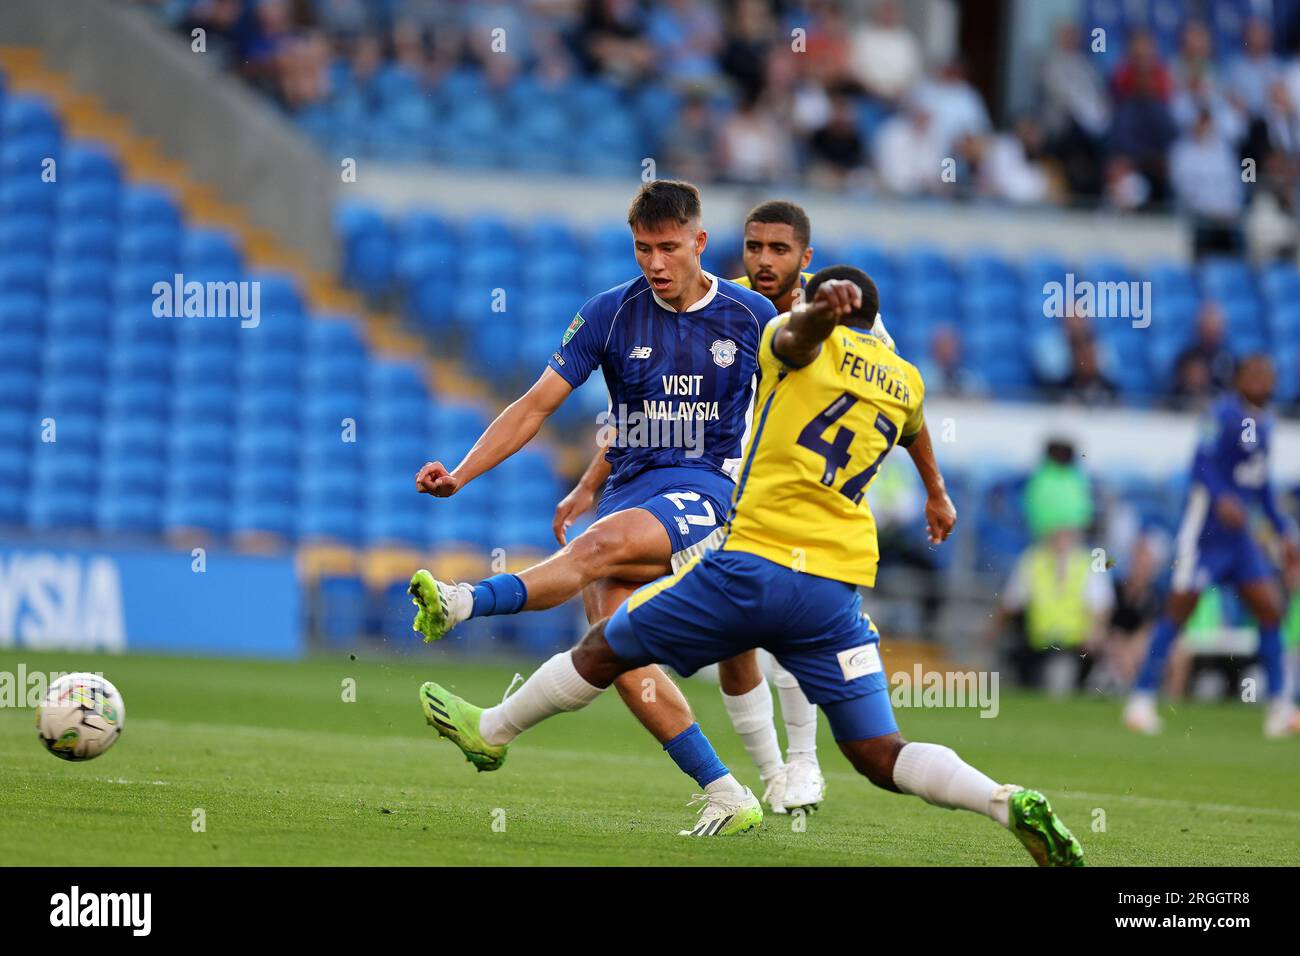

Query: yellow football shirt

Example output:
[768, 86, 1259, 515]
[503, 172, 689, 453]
[720, 314, 926, 587]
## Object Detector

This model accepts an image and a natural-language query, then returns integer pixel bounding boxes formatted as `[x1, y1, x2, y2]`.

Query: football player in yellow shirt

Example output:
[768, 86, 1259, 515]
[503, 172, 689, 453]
[419, 268, 1085, 865]
[719, 200, 897, 813]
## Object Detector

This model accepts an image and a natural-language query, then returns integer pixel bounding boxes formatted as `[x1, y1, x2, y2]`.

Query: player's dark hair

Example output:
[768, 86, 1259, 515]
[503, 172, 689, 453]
[806, 265, 879, 328]
[627, 180, 702, 231]
[744, 200, 811, 249]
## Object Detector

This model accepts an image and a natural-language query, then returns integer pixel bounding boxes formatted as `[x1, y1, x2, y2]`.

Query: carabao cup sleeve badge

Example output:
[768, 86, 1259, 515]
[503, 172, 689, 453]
[561, 314, 584, 346]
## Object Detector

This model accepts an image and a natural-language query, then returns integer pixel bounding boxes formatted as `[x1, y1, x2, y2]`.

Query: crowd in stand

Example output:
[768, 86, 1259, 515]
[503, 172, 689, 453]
[152, 0, 1300, 228]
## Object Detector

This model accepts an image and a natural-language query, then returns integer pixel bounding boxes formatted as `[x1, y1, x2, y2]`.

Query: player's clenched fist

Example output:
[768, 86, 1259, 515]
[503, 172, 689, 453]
[415, 460, 461, 497]
[924, 490, 957, 545]
[811, 277, 861, 317]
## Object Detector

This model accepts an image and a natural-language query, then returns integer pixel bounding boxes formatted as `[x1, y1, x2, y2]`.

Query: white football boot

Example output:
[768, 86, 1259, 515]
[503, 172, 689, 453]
[679, 787, 763, 836]
[1263, 698, 1300, 739]
[782, 754, 825, 811]
[1123, 692, 1163, 735]
[761, 765, 788, 814]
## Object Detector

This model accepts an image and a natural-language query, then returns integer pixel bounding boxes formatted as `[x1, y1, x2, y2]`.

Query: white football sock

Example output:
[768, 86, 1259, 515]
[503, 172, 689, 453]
[771, 662, 818, 759]
[892, 741, 1007, 826]
[479, 651, 603, 746]
[704, 773, 746, 797]
[720, 681, 784, 782]
[449, 583, 475, 626]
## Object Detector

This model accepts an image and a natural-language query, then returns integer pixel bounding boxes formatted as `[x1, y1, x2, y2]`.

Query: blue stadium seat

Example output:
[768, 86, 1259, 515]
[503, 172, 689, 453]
[120, 184, 182, 232]
[102, 457, 167, 499]
[172, 384, 238, 426]
[102, 419, 168, 463]
[236, 391, 301, 432]
[56, 182, 121, 225]
[231, 499, 297, 538]
[3, 95, 60, 140]
[104, 380, 171, 421]
[163, 494, 228, 535]
[235, 427, 300, 470]
[98, 494, 164, 535]
[0, 255, 49, 297]
[28, 487, 95, 531]
[60, 142, 121, 186]
[54, 217, 117, 260]
[0, 214, 53, 258]
[119, 225, 181, 269]
[182, 228, 243, 273]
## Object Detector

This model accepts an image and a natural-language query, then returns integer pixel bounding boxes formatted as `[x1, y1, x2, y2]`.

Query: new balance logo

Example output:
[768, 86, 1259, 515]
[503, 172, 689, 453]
[628, 346, 653, 359]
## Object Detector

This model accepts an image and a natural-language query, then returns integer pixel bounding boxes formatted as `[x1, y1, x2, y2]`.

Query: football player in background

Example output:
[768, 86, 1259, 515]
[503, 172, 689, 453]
[1125, 355, 1300, 738]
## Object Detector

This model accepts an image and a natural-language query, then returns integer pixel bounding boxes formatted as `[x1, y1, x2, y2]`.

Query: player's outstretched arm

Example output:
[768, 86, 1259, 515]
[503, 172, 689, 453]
[553, 438, 612, 545]
[771, 278, 861, 368]
[415, 368, 572, 497]
[902, 423, 956, 545]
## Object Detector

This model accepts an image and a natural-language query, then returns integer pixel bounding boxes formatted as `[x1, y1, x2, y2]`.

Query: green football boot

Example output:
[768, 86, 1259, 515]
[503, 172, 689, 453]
[679, 787, 764, 836]
[1007, 787, 1085, 867]
[409, 570, 461, 644]
[418, 681, 507, 772]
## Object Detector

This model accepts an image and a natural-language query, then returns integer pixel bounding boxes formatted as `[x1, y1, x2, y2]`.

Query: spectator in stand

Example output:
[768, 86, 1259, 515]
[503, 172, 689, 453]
[1061, 332, 1118, 404]
[1173, 301, 1236, 397]
[1039, 21, 1111, 199]
[1171, 21, 1247, 144]
[962, 117, 1055, 205]
[914, 325, 986, 397]
[719, 0, 773, 102]
[661, 92, 716, 184]
[180, 0, 259, 68]
[1170, 19, 1217, 96]
[912, 59, 992, 157]
[716, 90, 794, 185]
[1109, 30, 1178, 208]
[646, 0, 723, 88]
[1225, 17, 1283, 121]
[872, 100, 945, 196]
[848, 0, 923, 105]
[1102, 155, 1152, 211]
[1169, 108, 1246, 255]
[799, 0, 855, 90]
[807, 91, 866, 188]
[575, 0, 654, 86]
[1113, 29, 1174, 102]
[1034, 302, 1116, 403]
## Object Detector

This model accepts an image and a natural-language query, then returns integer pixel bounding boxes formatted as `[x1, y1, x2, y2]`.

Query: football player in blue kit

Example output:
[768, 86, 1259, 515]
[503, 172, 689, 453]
[409, 180, 777, 834]
[1125, 354, 1300, 738]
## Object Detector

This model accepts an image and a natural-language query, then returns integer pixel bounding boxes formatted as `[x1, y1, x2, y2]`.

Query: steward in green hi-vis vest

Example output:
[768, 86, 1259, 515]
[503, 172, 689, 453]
[1024, 545, 1093, 650]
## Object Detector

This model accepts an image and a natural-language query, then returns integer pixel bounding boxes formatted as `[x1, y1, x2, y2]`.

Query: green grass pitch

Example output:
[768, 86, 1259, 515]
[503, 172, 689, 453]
[1, 649, 1296, 866]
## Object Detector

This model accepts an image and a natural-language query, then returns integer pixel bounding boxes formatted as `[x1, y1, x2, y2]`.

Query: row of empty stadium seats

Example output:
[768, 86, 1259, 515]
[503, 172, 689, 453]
[336, 202, 1300, 404]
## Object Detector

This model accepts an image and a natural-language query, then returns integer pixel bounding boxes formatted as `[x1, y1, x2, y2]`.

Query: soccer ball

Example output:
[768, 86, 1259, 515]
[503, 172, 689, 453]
[36, 673, 125, 761]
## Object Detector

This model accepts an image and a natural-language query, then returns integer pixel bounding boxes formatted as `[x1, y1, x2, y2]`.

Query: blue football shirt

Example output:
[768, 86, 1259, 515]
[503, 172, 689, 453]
[547, 272, 777, 488]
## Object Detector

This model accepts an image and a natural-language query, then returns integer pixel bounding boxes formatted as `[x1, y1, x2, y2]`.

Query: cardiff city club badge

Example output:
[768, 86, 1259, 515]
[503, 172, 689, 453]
[561, 314, 584, 346]
[710, 338, 737, 368]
